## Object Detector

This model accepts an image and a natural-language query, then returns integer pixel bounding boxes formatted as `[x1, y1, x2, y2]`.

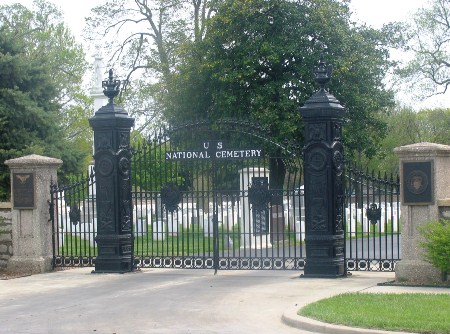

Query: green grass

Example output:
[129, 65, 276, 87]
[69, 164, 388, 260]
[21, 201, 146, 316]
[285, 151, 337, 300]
[299, 292, 450, 334]
[58, 234, 97, 257]
[58, 223, 303, 257]
[345, 220, 400, 238]
[59, 224, 243, 257]
[134, 223, 237, 256]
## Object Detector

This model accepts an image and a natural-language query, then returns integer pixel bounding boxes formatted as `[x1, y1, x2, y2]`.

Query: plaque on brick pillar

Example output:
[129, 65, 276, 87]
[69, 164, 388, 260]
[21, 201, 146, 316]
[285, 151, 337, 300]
[402, 161, 433, 205]
[89, 69, 135, 273]
[300, 55, 345, 278]
[12, 172, 35, 209]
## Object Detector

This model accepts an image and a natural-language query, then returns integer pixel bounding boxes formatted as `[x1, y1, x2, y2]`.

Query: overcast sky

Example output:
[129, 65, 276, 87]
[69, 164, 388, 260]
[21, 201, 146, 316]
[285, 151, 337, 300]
[1, 0, 427, 40]
[1, 0, 446, 109]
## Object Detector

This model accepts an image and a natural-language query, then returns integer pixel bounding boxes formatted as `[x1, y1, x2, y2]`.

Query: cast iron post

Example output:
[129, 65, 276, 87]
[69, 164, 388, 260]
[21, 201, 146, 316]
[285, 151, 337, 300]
[89, 69, 135, 273]
[300, 55, 345, 277]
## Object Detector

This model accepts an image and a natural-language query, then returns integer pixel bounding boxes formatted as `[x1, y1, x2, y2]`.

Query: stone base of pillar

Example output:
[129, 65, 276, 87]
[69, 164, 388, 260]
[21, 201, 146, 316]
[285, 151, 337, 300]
[93, 258, 133, 273]
[396, 260, 444, 284]
[303, 260, 345, 278]
[7, 256, 52, 274]
[93, 234, 134, 273]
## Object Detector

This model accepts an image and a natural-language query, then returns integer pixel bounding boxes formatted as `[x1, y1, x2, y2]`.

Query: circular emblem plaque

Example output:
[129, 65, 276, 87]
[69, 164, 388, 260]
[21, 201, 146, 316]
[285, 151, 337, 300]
[308, 150, 327, 171]
[406, 170, 428, 195]
[98, 157, 114, 177]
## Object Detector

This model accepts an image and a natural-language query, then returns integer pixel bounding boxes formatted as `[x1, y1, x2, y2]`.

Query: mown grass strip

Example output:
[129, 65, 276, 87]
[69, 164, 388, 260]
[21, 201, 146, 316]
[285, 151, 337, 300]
[299, 292, 450, 334]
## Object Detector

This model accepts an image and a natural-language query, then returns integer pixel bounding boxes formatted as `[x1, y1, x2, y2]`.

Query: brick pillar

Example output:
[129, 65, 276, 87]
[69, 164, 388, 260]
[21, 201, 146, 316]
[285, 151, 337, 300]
[394, 142, 450, 283]
[5, 154, 62, 274]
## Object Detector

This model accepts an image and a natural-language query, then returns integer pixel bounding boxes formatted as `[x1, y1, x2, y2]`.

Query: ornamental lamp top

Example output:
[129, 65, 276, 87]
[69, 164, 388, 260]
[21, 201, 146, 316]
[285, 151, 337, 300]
[91, 69, 132, 119]
[313, 54, 332, 91]
[102, 69, 121, 104]
[300, 54, 344, 115]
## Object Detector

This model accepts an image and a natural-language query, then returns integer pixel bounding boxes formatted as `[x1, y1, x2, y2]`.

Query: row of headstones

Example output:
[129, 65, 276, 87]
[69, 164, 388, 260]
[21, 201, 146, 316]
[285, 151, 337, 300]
[56, 199, 297, 245]
[55, 195, 399, 246]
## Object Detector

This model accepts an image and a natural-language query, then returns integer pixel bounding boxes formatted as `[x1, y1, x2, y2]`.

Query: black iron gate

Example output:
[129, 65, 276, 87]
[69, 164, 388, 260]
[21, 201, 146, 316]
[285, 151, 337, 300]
[131, 120, 305, 270]
[50, 121, 401, 272]
[344, 163, 401, 272]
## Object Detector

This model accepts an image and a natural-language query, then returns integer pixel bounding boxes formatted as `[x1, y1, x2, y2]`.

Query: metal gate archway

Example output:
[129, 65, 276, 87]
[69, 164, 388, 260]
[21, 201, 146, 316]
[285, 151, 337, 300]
[131, 120, 306, 270]
[49, 120, 401, 272]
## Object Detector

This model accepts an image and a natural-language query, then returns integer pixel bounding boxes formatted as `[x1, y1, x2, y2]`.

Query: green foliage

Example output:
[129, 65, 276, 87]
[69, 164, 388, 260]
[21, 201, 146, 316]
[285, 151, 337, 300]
[0, 0, 91, 199]
[418, 219, 450, 277]
[130, 132, 187, 192]
[364, 107, 450, 174]
[168, 0, 395, 158]
[87, 0, 396, 160]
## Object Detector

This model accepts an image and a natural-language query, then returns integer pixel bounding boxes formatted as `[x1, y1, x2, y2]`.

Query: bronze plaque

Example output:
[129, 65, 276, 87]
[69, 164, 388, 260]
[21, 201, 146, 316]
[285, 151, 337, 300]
[402, 161, 433, 205]
[12, 172, 35, 209]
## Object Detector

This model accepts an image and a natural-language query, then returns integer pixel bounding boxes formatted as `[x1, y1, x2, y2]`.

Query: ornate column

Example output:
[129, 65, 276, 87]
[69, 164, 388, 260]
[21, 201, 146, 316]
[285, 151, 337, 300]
[89, 69, 135, 273]
[300, 55, 346, 277]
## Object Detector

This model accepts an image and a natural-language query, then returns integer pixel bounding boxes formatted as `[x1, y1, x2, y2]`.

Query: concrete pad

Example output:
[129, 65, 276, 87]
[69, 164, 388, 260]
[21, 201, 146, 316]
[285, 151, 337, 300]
[0, 269, 446, 334]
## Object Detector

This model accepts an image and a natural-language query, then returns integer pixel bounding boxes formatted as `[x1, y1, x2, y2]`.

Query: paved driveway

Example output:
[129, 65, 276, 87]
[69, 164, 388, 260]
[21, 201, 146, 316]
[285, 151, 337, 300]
[0, 268, 394, 334]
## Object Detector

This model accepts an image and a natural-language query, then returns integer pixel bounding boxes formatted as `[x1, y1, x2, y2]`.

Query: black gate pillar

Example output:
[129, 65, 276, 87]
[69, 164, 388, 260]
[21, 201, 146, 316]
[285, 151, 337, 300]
[300, 55, 345, 277]
[89, 69, 135, 273]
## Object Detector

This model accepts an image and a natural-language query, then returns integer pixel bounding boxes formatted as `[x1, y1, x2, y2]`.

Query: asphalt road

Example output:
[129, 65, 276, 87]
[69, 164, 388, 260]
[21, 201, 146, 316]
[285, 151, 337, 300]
[0, 268, 395, 334]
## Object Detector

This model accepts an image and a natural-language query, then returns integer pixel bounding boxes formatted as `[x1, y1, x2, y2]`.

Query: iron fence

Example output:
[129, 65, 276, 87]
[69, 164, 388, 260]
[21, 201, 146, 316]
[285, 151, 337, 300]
[50, 145, 401, 272]
[50, 167, 97, 267]
[344, 163, 401, 271]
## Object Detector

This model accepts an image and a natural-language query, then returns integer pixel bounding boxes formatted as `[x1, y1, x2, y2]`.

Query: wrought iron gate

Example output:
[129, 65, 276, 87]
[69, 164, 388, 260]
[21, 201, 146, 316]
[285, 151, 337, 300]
[344, 163, 401, 272]
[131, 120, 305, 270]
[50, 168, 97, 267]
[50, 121, 401, 272]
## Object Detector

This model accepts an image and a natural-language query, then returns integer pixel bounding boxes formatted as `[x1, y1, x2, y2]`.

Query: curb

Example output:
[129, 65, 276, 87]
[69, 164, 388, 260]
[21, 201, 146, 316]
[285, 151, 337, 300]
[281, 304, 414, 334]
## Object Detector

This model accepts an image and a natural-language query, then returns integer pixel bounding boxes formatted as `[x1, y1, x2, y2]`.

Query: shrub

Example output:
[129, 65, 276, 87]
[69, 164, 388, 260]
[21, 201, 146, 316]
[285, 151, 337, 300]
[417, 219, 450, 281]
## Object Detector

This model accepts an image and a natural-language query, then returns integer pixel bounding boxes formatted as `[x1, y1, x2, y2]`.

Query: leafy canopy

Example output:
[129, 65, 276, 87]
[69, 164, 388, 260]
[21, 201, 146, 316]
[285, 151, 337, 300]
[168, 0, 395, 159]
[0, 0, 91, 199]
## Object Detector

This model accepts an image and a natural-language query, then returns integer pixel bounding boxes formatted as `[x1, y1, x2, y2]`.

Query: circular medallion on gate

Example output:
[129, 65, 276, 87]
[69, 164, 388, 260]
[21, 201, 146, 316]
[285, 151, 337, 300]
[160, 183, 182, 213]
[346, 260, 356, 270]
[382, 260, 392, 271]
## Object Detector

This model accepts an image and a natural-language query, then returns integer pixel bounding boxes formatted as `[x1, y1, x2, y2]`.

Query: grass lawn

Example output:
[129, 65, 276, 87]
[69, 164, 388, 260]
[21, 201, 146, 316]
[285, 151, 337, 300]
[299, 292, 450, 334]
[59, 223, 302, 257]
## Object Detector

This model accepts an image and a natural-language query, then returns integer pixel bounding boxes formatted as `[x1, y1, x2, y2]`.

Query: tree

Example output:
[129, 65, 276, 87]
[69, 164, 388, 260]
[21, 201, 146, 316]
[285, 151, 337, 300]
[85, 0, 220, 133]
[169, 0, 395, 159]
[364, 107, 450, 174]
[398, 0, 450, 98]
[0, 0, 91, 199]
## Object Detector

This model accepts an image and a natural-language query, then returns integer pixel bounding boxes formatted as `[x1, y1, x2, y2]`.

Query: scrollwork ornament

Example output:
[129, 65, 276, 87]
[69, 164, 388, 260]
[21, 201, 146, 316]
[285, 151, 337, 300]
[119, 156, 130, 179]
[160, 183, 182, 213]
[333, 150, 344, 176]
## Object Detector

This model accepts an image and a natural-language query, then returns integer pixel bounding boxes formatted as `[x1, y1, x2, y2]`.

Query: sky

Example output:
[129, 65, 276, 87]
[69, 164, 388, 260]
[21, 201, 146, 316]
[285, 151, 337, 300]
[0, 0, 446, 109]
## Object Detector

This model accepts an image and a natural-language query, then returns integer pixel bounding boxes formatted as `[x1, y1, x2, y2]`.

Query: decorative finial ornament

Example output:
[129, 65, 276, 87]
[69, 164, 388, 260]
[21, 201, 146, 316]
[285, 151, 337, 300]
[102, 69, 121, 104]
[313, 53, 332, 90]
